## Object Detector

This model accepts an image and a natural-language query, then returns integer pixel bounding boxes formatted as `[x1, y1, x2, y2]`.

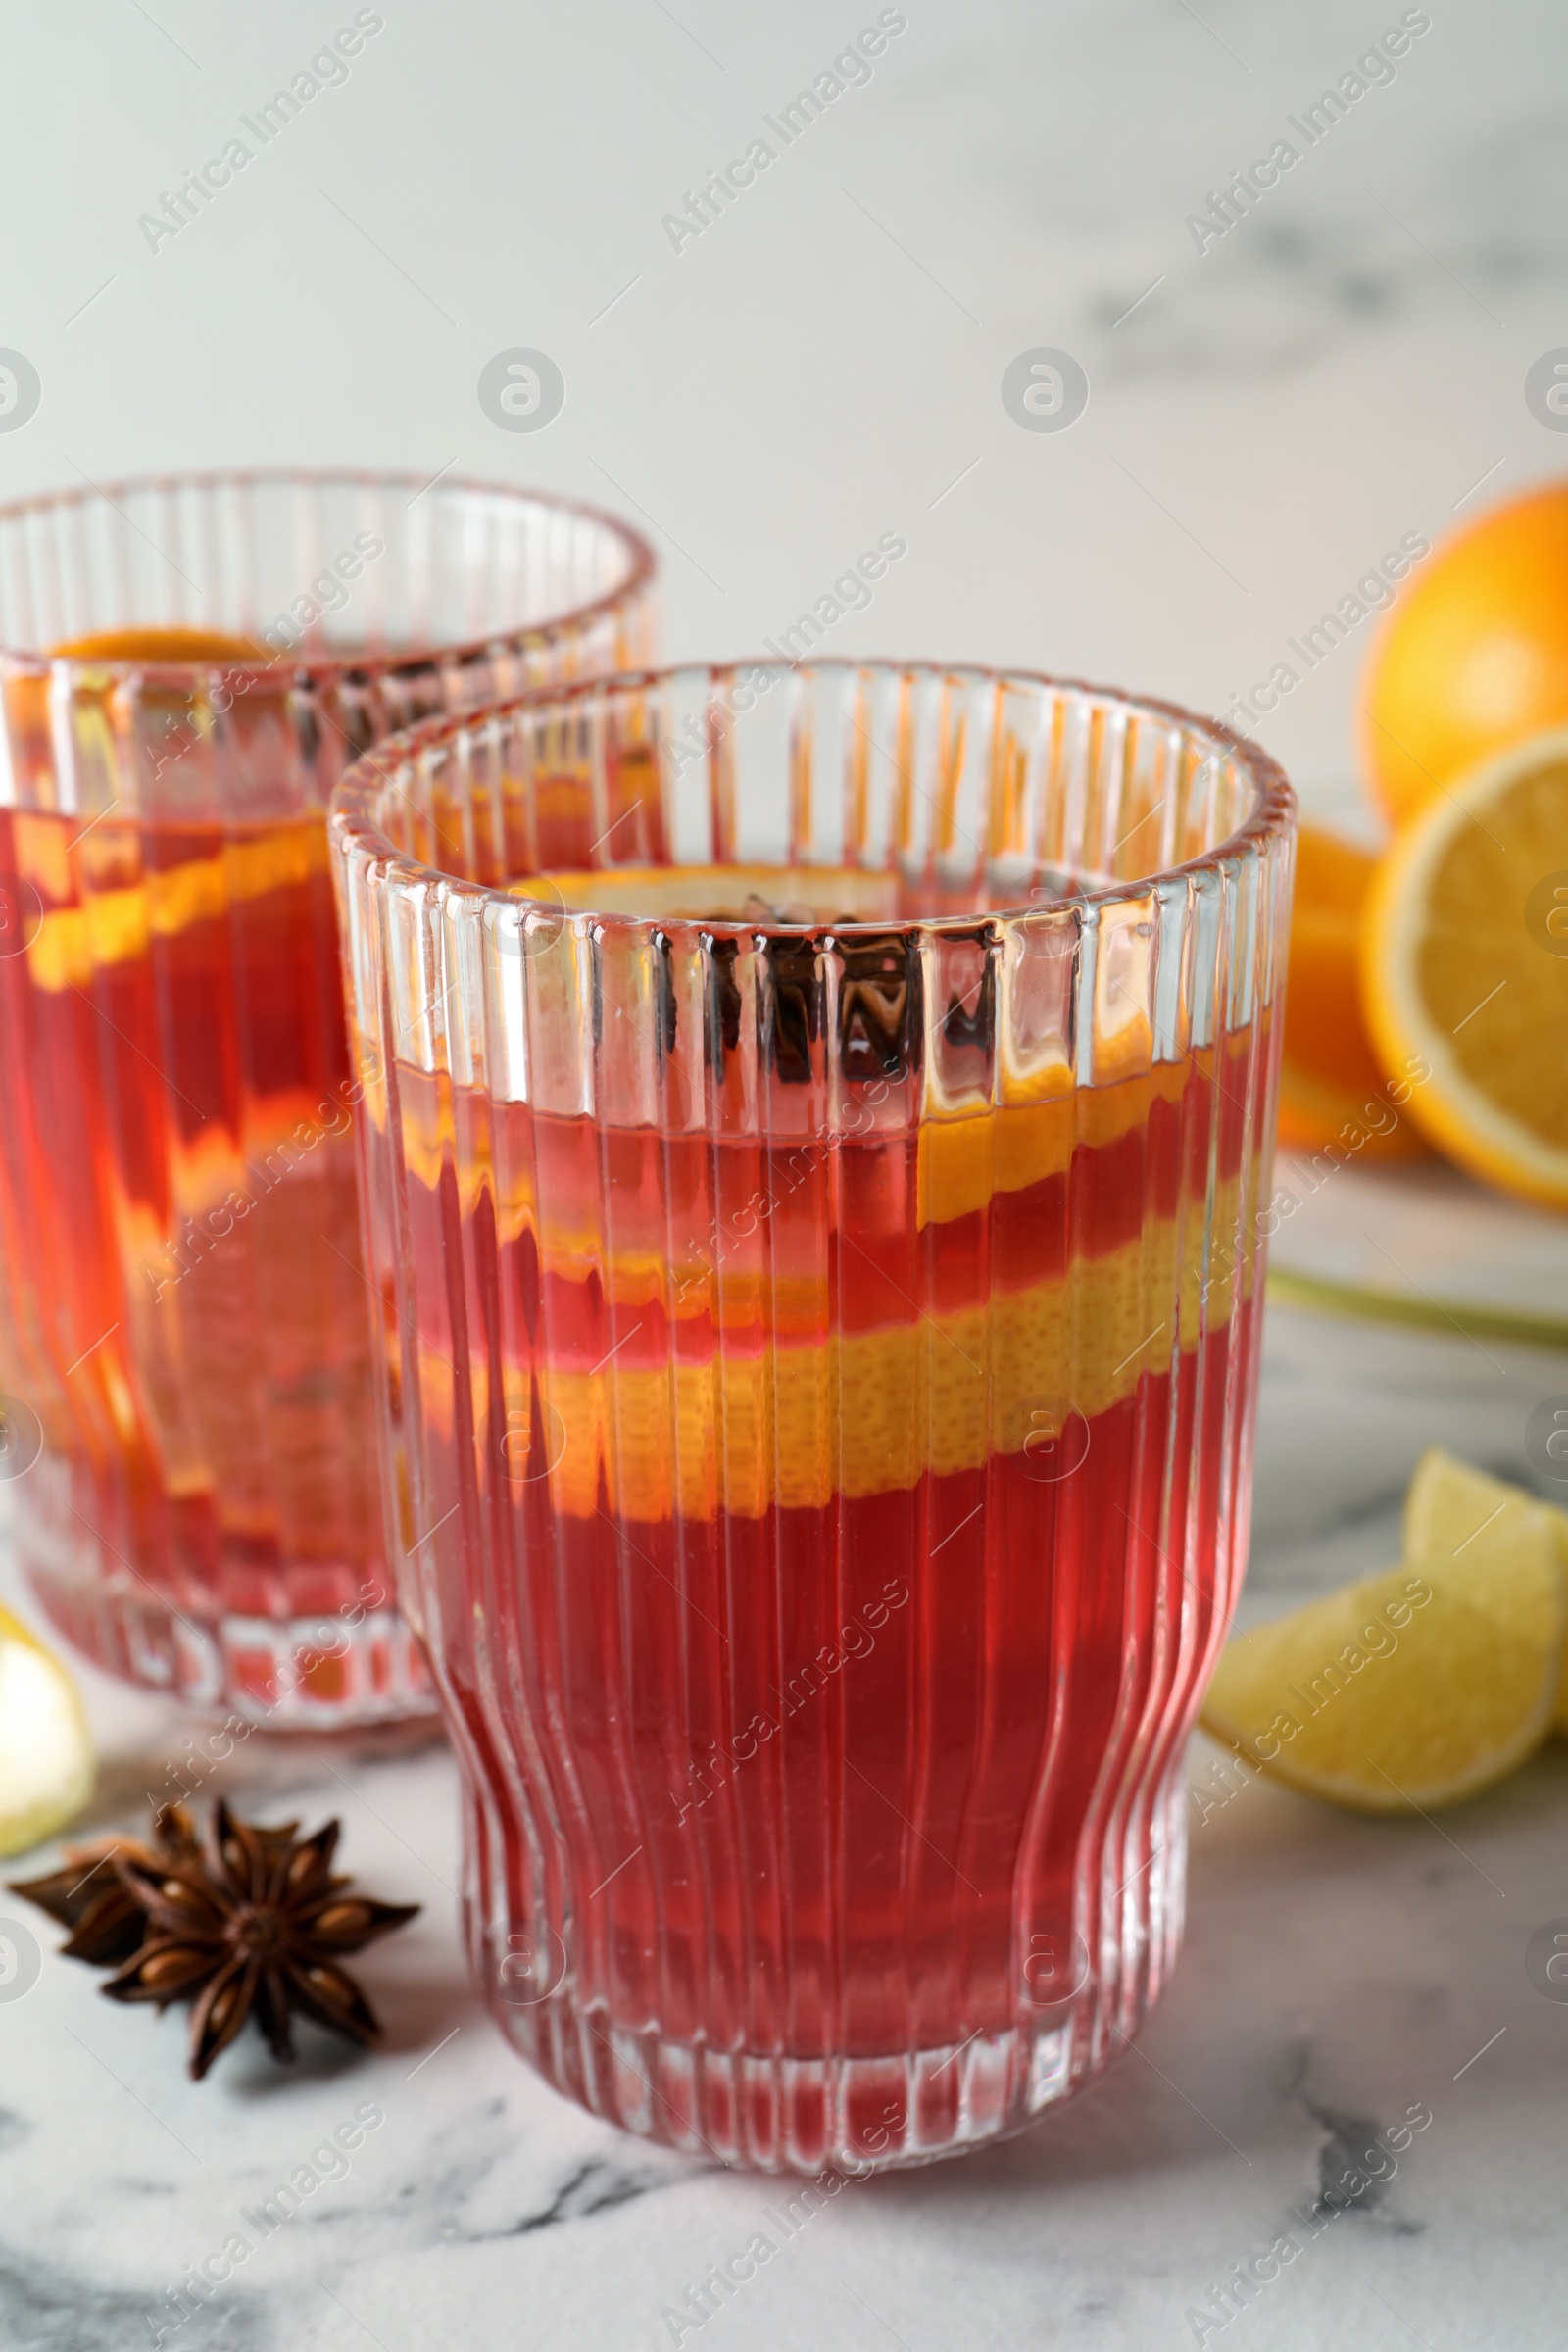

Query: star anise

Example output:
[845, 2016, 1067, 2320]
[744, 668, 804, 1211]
[31, 1798, 419, 2081]
[9, 1804, 202, 1965]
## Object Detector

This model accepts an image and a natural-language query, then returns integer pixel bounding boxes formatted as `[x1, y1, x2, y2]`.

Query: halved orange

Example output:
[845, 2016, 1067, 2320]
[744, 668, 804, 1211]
[1361, 730, 1568, 1209]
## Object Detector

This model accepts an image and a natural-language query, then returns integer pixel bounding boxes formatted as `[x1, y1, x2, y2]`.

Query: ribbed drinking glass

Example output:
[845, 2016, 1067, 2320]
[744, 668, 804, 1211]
[330, 660, 1294, 2166]
[0, 471, 656, 1727]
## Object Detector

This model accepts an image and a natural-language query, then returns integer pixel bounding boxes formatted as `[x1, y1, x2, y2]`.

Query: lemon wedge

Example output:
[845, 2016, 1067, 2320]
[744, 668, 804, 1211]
[0, 1606, 95, 1857]
[1200, 1460, 1564, 1811]
[1403, 1446, 1568, 1734]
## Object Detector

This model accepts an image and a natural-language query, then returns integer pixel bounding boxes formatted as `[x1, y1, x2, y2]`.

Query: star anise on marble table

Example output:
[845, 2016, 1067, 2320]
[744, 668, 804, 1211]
[12, 1798, 419, 2081]
[9, 1804, 203, 1965]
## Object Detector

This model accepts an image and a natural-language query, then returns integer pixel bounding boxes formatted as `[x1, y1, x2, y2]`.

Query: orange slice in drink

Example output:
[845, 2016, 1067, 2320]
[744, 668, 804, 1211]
[52, 627, 269, 664]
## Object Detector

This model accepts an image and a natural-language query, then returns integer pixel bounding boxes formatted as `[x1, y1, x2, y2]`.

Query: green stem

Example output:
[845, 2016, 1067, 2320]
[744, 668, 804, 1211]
[1265, 1267, 1568, 1356]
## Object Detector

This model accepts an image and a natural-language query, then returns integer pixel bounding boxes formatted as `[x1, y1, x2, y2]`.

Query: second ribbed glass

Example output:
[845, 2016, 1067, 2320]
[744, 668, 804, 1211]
[330, 662, 1295, 2169]
[0, 472, 655, 1729]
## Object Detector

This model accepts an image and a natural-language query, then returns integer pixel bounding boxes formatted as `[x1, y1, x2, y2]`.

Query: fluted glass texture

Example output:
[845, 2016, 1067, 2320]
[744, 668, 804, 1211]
[330, 662, 1295, 2165]
[0, 472, 656, 1727]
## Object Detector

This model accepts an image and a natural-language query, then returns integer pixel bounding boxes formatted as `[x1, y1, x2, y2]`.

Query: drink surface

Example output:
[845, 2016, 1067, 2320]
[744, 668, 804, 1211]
[0, 802, 408, 1713]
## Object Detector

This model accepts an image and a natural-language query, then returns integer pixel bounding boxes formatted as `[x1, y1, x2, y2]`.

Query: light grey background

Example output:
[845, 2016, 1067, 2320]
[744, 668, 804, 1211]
[3, 0, 1565, 828]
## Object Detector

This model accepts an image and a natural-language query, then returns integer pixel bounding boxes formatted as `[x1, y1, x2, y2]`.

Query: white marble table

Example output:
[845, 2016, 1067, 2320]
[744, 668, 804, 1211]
[4, 1162, 1567, 2352]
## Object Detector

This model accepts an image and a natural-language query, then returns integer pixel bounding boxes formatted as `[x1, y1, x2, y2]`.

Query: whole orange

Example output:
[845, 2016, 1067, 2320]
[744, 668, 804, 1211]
[1277, 824, 1425, 1162]
[1362, 479, 1568, 827]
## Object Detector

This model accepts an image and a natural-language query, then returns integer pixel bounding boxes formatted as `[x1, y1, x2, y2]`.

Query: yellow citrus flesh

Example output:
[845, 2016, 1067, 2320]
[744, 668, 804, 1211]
[1360, 730, 1568, 1209]
[13, 808, 332, 993]
[1200, 1491, 1564, 1812]
[1403, 1446, 1568, 1732]
[512, 1215, 1233, 1522]
[1552, 1511, 1568, 1728]
[0, 1606, 95, 1858]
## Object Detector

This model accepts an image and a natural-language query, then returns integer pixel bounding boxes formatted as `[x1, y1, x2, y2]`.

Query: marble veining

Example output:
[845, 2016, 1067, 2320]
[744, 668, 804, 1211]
[4, 1274, 1563, 2349]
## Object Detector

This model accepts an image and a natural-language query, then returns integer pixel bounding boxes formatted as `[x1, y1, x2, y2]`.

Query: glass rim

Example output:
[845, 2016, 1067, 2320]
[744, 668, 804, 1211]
[0, 466, 658, 678]
[329, 657, 1296, 936]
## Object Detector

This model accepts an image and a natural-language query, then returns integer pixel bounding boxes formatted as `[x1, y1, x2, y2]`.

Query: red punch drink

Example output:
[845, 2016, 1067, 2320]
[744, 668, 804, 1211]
[0, 792, 395, 1712]
[0, 474, 655, 1727]
[332, 662, 1294, 2166]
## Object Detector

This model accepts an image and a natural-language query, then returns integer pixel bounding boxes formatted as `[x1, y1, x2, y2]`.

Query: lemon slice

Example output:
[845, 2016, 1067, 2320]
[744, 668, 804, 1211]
[1403, 1446, 1568, 1733]
[0, 1607, 95, 1857]
[1360, 729, 1568, 1209]
[1200, 1493, 1564, 1812]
